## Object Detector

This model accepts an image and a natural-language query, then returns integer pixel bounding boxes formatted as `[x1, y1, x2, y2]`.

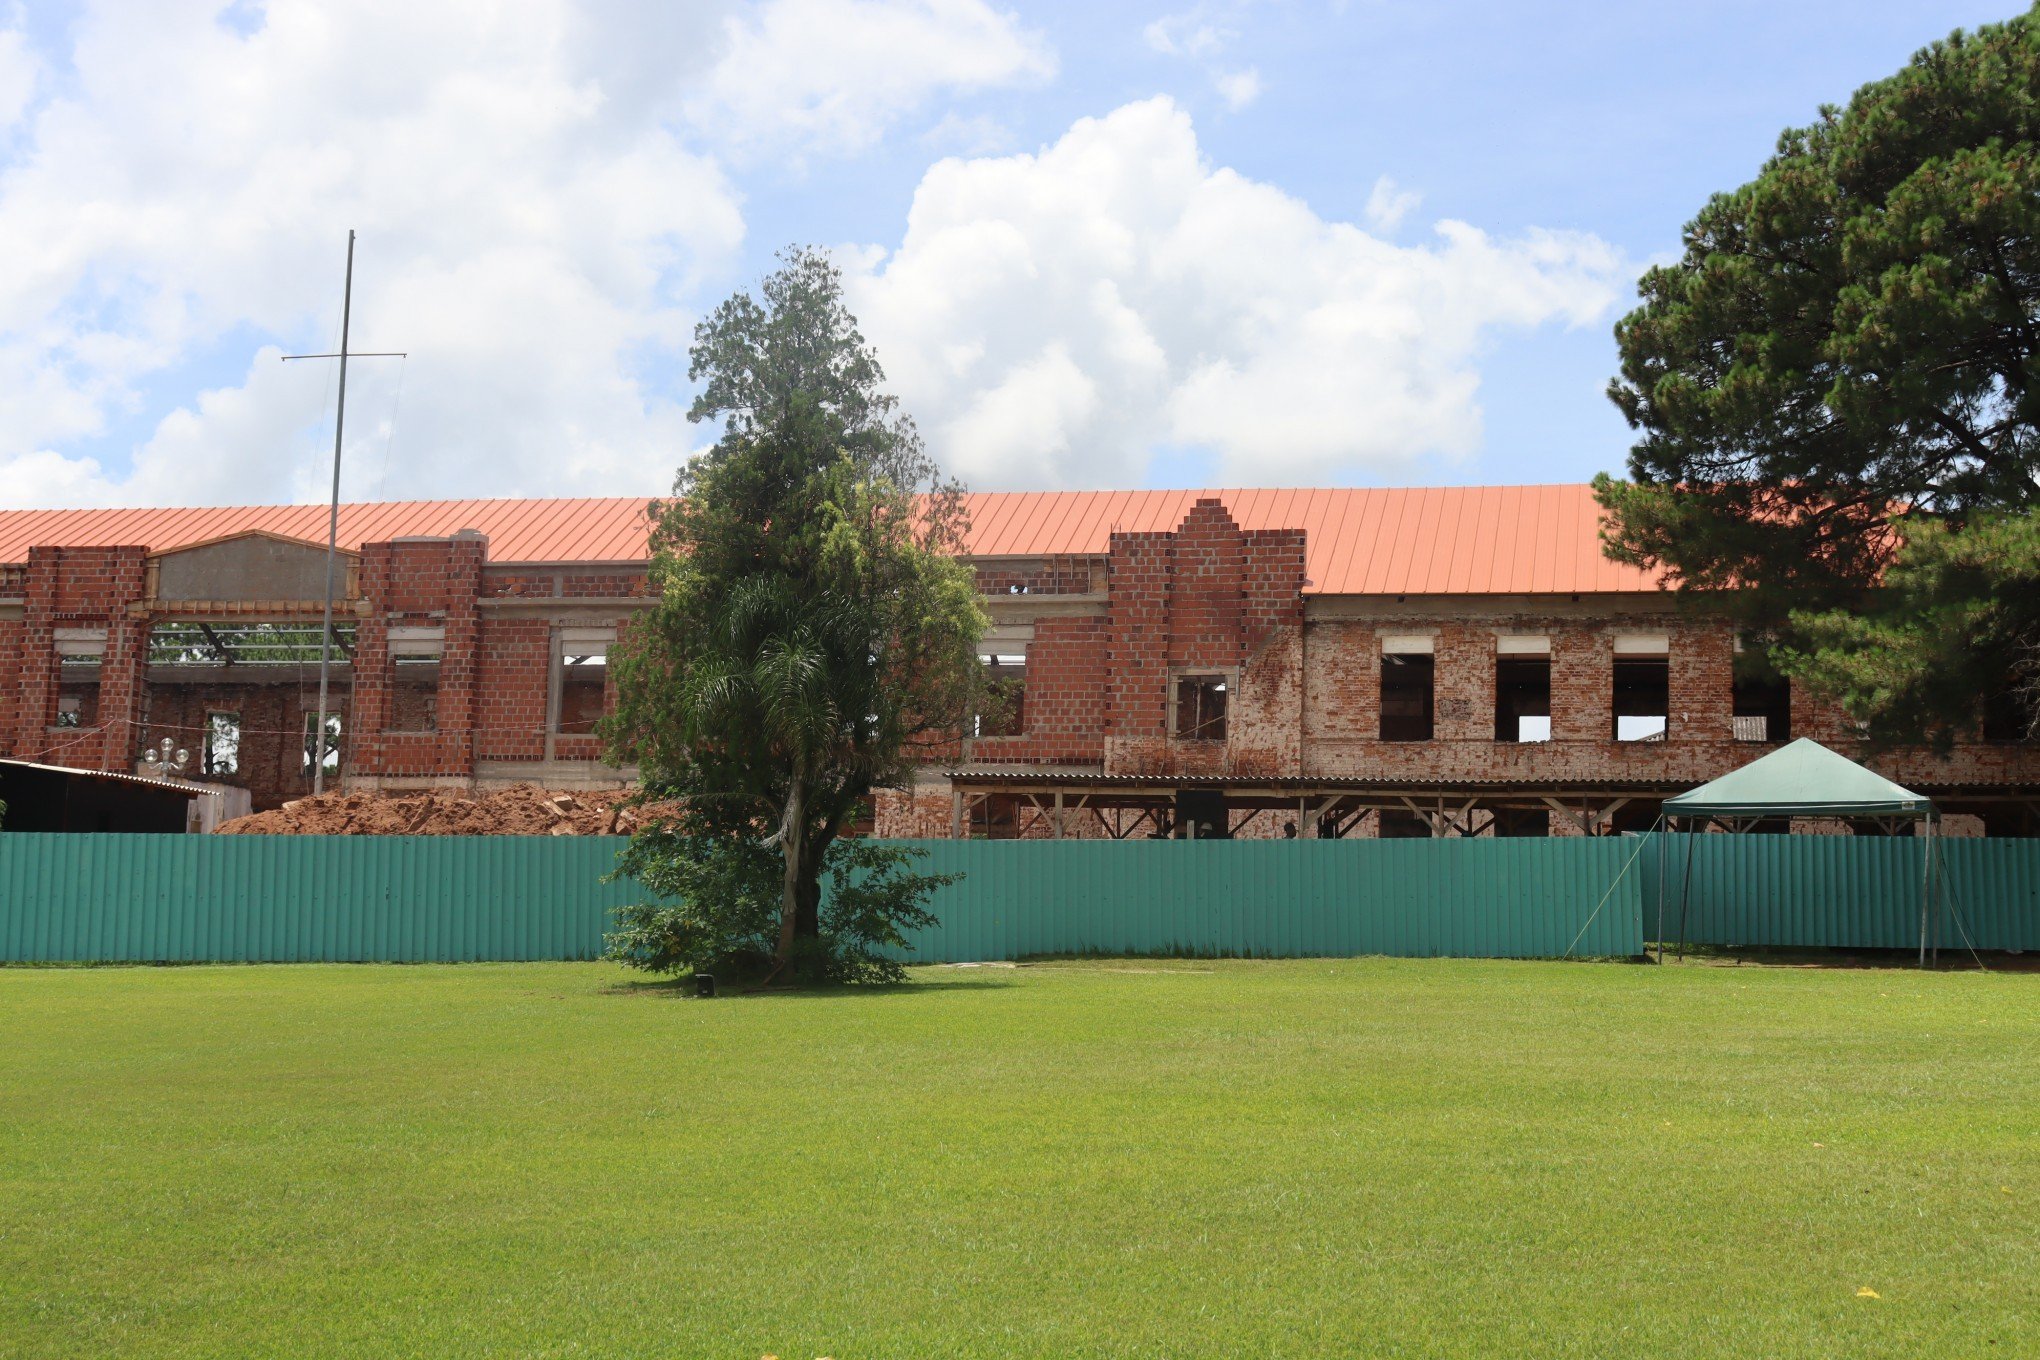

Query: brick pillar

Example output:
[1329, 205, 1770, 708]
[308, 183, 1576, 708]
[18, 545, 148, 771]
[0, 617, 22, 756]
[438, 534, 485, 776]
[92, 605, 149, 771]
[1670, 621, 1734, 743]
[1550, 625, 1611, 744]
[1105, 531, 1175, 772]
[1433, 624, 1492, 743]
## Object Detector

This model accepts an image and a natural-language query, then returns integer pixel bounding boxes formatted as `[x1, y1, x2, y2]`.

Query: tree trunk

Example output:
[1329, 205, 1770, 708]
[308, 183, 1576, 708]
[794, 872, 823, 983]
[773, 775, 805, 969]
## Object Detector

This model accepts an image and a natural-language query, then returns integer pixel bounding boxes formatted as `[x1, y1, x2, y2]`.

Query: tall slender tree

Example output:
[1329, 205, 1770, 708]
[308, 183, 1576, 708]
[604, 248, 988, 982]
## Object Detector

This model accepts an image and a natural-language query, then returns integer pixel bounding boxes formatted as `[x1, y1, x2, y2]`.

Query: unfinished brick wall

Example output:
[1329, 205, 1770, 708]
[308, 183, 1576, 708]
[1300, 614, 1745, 785]
[967, 616, 1109, 765]
[13, 545, 150, 772]
[140, 682, 334, 809]
[484, 569, 652, 599]
[0, 618, 20, 757]
[350, 537, 484, 779]
[1101, 500, 1307, 776]
[1549, 625, 1612, 743]
[1670, 623, 1734, 742]
[475, 618, 550, 762]
[975, 557, 1100, 596]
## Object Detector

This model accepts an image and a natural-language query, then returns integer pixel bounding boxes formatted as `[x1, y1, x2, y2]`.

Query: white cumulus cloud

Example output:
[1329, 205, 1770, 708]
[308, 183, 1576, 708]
[1363, 174, 1421, 234]
[0, 0, 1055, 510]
[690, 0, 1054, 158]
[0, 0, 749, 508]
[844, 97, 1632, 489]
[1213, 68, 1262, 111]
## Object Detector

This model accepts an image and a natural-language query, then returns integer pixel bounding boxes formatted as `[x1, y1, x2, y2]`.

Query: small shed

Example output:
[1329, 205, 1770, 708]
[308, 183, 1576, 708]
[0, 760, 205, 833]
[1663, 739, 1939, 965]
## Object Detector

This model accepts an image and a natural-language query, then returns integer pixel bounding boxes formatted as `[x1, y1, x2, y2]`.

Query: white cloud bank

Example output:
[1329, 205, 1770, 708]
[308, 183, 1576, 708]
[0, 7, 1628, 508]
[692, 0, 1053, 157]
[845, 97, 1631, 488]
[0, 0, 1049, 508]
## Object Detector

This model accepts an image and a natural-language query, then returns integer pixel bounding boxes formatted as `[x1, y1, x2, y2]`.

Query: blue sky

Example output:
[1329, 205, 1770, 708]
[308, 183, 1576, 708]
[0, 0, 2012, 506]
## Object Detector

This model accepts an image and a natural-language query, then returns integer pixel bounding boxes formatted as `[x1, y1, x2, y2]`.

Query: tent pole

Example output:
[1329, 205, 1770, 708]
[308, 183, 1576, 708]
[1918, 810, 1932, 969]
[1676, 816, 1700, 962]
[1654, 817, 1667, 964]
[1917, 807, 1933, 966]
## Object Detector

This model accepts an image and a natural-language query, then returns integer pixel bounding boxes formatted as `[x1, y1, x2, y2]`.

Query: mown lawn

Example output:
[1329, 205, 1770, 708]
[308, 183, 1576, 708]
[1, 957, 2035, 1359]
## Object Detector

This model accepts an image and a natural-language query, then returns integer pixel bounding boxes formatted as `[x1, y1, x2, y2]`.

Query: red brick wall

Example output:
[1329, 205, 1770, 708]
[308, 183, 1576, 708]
[141, 682, 334, 809]
[350, 538, 484, 778]
[0, 618, 21, 757]
[975, 556, 1101, 597]
[967, 616, 1109, 765]
[13, 546, 150, 771]
[476, 618, 550, 762]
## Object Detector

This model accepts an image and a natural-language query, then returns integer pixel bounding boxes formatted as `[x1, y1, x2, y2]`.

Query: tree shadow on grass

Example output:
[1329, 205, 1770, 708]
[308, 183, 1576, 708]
[598, 974, 1017, 1001]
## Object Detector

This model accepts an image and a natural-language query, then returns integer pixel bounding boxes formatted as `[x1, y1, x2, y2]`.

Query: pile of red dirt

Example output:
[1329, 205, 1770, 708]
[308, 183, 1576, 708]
[215, 784, 678, 836]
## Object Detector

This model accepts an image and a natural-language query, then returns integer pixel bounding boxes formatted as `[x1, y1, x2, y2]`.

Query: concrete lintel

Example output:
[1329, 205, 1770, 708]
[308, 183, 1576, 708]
[982, 594, 1108, 622]
[476, 597, 650, 616]
[1306, 592, 1683, 621]
[473, 759, 638, 787]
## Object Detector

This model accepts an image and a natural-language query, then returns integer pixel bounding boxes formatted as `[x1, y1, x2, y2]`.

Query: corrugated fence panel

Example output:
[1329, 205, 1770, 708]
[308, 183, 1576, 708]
[1, 834, 1644, 964]
[882, 837, 1642, 963]
[1637, 833, 2040, 952]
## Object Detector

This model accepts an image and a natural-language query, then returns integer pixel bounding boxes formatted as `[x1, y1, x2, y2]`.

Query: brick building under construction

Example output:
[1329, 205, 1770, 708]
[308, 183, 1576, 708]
[4, 485, 2037, 836]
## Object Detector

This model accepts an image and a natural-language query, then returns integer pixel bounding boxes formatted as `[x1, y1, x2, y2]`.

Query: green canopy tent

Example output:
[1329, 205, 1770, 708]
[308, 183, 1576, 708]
[1661, 738, 1940, 966]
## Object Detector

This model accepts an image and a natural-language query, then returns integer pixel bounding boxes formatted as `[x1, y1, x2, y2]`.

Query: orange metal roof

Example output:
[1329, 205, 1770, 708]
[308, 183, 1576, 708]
[958, 485, 1659, 594]
[0, 485, 1662, 595]
[0, 497, 658, 567]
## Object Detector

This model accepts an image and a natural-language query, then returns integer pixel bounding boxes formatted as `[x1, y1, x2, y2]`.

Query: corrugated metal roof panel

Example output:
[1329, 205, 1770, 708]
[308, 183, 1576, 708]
[0, 485, 1662, 594]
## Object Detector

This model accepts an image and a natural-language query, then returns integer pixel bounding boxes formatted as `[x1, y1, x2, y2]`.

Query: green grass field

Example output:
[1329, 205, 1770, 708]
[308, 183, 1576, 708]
[2, 958, 2035, 1359]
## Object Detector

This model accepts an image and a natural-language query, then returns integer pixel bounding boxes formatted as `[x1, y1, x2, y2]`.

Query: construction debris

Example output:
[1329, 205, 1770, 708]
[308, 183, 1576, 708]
[214, 784, 677, 836]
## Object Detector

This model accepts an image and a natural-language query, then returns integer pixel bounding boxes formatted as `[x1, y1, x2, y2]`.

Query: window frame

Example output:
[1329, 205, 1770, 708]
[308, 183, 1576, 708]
[551, 627, 615, 739]
[1172, 671, 1231, 742]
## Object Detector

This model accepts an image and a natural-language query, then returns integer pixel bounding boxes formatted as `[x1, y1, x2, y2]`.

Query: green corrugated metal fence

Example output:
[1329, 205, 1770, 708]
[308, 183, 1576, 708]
[884, 839, 1642, 961]
[1638, 833, 2040, 952]
[0, 834, 1643, 964]
[0, 835, 637, 963]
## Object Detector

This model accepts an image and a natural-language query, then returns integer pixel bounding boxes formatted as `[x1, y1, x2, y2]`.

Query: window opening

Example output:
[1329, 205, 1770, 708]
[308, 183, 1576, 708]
[1495, 656, 1551, 742]
[1380, 653, 1434, 741]
[202, 712, 241, 777]
[55, 630, 104, 729]
[302, 711, 343, 778]
[1378, 808, 1432, 838]
[1613, 657, 1669, 742]
[1174, 674, 1228, 741]
[975, 654, 1026, 737]
[388, 629, 444, 734]
[1491, 806, 1549, 837]
[1982, 677, 2038, 743]
[557, 643, 609, 735]
[1732, 650, 1791, 744]
[148, 621, 357, 666]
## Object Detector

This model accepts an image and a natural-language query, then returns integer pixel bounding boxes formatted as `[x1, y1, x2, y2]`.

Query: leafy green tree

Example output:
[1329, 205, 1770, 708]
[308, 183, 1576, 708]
[1598, 7, 2040, 739]
[603, 248, 988, 983]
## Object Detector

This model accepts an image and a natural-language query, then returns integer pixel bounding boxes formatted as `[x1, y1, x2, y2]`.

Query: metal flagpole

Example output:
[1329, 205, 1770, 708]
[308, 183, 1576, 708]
[310, 230, 353, 796]
[280, 232, 406, 797]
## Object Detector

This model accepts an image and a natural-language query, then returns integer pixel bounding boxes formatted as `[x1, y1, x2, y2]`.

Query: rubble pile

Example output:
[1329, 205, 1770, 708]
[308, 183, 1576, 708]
[215, 784, 676, 836]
